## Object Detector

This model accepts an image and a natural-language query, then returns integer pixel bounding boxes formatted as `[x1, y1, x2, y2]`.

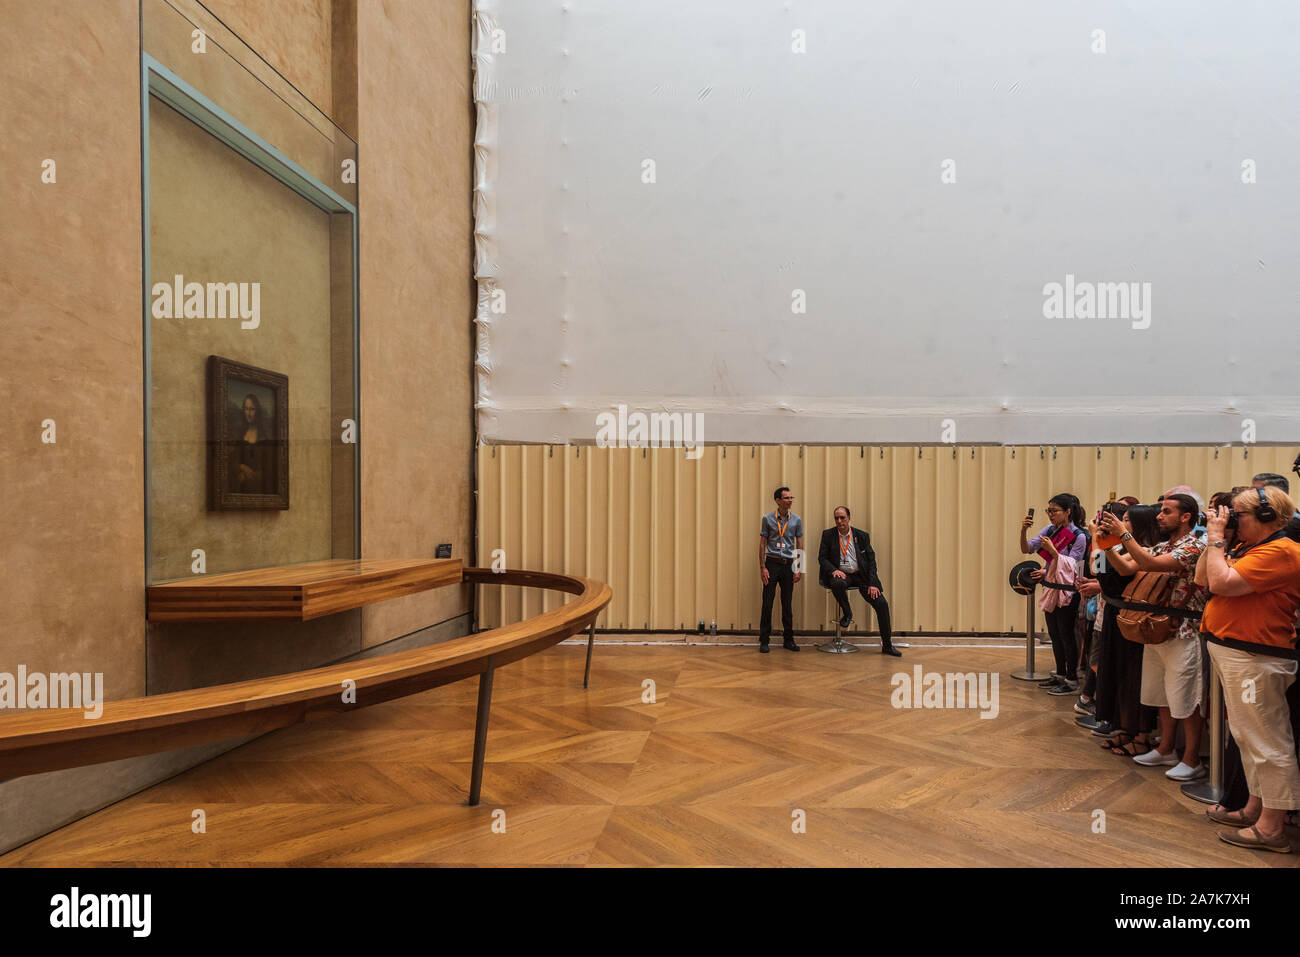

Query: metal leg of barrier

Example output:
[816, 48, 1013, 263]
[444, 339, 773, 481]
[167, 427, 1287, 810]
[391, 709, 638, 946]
[1181, 666, 1223, 805]
[468, 663, 495, 807]
[583, 620, 595, 689]
[1011, 592, 1052, 680]
[817, 616, 860, 654]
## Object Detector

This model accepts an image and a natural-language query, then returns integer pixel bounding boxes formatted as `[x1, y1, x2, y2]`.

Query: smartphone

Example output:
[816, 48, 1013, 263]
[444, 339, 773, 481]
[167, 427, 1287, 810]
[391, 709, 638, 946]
[1027, 507, 1035, 520]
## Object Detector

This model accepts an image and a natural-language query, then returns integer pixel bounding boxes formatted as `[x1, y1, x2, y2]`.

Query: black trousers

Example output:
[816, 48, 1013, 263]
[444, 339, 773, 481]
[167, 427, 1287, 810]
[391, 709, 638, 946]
[1043, 593, 1081, 680]
[827, 570, 892, 645]
[1080, 629, 1097, 697]
[759, 556, 794, 644]
[1095, 605, 1156, 735]
[1078, 603, 1098, 695]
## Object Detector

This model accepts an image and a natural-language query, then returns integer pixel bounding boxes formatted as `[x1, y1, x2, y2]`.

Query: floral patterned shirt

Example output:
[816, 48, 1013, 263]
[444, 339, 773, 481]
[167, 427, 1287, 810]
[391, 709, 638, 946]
[1149, 531, 1208, 640]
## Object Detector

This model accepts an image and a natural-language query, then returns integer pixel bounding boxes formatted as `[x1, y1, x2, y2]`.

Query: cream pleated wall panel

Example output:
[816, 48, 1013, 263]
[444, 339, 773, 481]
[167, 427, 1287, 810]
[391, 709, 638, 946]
[475, 445, 1297, 635]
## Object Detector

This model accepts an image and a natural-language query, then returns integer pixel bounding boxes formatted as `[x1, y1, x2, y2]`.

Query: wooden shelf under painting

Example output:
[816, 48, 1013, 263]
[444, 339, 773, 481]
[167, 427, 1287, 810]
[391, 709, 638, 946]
[146, 558, 462, 621]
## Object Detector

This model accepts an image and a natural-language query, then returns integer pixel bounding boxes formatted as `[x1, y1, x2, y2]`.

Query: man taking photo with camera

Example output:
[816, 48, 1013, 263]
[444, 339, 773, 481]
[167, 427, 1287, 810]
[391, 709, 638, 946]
[1099, 493, 1208, 781]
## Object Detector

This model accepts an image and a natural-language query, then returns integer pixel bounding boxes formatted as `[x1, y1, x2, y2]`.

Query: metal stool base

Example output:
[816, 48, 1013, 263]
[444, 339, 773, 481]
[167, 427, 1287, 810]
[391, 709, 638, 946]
[817, 619, 860, 654]
[816, 636, 860, 654]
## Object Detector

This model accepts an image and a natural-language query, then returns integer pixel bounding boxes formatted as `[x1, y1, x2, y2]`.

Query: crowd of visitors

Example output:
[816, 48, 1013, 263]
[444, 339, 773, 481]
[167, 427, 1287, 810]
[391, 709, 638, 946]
[1022, 472, 1300, 853]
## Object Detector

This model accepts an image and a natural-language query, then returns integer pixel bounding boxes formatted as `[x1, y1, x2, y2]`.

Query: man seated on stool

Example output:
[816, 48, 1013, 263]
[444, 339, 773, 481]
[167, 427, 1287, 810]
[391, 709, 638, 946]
[818, 506, 900, 656]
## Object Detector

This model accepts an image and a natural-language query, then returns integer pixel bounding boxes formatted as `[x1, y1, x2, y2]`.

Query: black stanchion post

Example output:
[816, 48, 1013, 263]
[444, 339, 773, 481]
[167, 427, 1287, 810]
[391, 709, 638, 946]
[1009, 561, 1051, 681]
[1012, 591, 1051, 680]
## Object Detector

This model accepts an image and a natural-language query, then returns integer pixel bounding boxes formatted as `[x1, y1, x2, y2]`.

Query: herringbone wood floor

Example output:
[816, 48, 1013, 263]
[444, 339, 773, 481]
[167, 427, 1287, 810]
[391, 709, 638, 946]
[3, 644, 1296, 867]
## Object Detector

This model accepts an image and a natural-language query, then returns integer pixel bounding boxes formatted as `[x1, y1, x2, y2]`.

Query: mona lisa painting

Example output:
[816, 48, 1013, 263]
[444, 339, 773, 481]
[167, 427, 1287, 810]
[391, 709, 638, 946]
[207, 355, 289, 510]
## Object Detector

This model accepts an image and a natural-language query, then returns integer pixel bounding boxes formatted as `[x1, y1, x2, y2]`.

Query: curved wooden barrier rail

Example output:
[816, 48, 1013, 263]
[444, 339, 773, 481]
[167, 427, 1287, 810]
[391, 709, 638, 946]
[0, 568, 612, 805]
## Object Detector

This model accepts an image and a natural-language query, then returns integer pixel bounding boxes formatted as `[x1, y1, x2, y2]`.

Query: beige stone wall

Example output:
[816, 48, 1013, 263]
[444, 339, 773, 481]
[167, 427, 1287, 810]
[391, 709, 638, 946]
[357, 0, 475, 646]
[0, 0, 146, 701]
[0, 0, 475, 854]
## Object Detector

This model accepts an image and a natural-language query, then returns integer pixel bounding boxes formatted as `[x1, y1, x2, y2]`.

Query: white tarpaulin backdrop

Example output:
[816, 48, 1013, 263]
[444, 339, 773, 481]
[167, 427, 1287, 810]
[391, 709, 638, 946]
[472, 0, 1300, 446]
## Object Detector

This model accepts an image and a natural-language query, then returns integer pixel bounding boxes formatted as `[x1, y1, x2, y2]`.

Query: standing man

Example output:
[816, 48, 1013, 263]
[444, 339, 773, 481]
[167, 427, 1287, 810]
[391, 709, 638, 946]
[759, 487, 803, 653]
[1099, 492, 1208, 781]
[818, 507, 901, 656]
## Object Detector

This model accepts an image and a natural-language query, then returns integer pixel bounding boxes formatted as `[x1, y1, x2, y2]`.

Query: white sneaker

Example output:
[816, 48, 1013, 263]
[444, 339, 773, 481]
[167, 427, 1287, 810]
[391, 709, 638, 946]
[1133, 748, 1180, 767]
[1166, 761, 1208, 781]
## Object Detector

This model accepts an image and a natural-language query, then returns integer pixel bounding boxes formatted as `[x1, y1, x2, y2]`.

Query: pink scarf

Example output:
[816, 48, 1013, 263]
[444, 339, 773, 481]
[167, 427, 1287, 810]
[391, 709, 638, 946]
[1038, 554, 1079, 613]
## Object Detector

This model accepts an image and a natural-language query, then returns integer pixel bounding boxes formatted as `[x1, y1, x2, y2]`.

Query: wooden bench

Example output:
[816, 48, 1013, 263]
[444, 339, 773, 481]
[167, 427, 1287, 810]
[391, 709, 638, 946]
[0, 567, 611, 805]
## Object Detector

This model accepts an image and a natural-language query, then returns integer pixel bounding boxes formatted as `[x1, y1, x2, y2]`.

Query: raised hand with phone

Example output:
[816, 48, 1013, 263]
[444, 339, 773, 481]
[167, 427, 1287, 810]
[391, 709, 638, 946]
[1017, 492, 1089, 694]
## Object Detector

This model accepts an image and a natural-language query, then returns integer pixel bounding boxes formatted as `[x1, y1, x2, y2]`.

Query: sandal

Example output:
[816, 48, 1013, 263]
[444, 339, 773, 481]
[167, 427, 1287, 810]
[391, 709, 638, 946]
[1206, 804, 1259, 827]
[1218, 825, 1291, 854]
[1103, 734, 1151, 757]
[1112, 741, 1152, 757]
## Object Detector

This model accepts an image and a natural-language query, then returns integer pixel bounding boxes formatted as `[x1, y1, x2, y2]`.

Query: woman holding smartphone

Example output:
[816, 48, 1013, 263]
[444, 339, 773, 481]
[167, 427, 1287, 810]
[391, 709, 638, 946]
[1089, 504, 1161, 755]
[1020, 493, 1089, 692]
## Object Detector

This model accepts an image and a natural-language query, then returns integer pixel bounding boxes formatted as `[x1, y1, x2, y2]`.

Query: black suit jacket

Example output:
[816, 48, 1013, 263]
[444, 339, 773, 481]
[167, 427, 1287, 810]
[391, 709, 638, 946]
[818, 527, 881, 591]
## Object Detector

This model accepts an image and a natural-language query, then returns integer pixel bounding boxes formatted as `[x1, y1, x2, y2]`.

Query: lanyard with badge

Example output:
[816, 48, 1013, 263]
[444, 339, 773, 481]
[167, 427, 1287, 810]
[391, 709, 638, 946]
[839, 532, 853, 565]
[775, 514, 792, 551]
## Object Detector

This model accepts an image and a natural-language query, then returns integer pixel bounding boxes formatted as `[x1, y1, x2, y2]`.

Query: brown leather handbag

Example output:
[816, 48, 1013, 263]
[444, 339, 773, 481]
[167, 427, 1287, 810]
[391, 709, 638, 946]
[1116, 570, 1181, 645]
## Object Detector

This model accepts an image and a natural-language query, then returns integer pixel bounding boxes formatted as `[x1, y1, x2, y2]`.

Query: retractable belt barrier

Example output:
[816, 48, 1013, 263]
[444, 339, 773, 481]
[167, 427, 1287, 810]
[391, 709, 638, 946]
[1099, 592, 1202, 620]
